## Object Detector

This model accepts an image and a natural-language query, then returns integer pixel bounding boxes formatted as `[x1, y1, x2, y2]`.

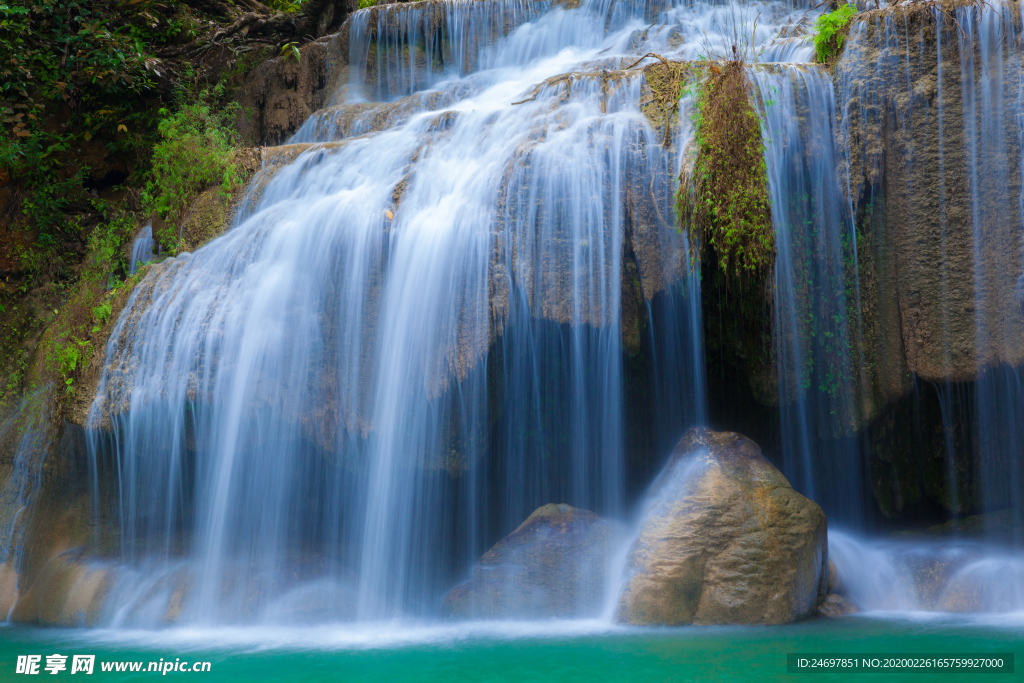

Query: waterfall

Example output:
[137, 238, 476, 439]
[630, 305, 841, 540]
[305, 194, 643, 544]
[961, 4, 1024, 548]
[0, 389, 57, 621]
[67, 0, 1024, 629]
[830, 530, 1024, 613]
[85, 0, 829, 625]
[751, 65, 866, 525]
[128, 223, 156, 276]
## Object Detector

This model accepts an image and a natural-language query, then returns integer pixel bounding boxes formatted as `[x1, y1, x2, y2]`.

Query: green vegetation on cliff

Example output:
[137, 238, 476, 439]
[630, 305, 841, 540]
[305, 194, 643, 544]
[143, 82, 244, 253]
[813, 4, 857, 64]
[676, 61, 774, 281]
[40, 211, 139, 408]
[0, 0, 335, 412]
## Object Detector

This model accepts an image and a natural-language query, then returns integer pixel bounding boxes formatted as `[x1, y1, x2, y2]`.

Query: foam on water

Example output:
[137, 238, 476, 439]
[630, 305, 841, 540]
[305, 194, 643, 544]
[830, 530, 1024, 615]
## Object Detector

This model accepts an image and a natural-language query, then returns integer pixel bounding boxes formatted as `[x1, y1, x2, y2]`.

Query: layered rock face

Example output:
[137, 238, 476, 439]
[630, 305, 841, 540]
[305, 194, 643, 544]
[616, 428, 828, 625]
[838, 3, 1024, 387]
[236, 34, 350, 146]
[445, 504, 623, 618]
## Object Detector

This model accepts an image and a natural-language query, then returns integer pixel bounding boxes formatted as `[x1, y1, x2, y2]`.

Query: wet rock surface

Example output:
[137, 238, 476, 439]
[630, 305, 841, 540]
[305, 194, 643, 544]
[818, 559, 857, 617]
[236, 33, 350, 146]
[0, 561, 16, 617]
[10, 549, 111, 627]
[837, 3, 1024, 388]
[444, 504, 624, 619]
[616, 428, 828, 625]
[818, 593, 857, 617]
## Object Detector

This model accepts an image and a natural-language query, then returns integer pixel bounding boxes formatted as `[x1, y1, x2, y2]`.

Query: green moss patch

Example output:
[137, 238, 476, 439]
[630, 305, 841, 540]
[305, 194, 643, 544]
[677, 61, 774, 282]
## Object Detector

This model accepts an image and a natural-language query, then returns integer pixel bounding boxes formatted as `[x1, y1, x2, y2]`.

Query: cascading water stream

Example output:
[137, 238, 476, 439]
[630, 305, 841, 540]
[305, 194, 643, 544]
[128, 223, 156, 276]
[753, 64, 867, 525]
[0, 391, 53, 599]
[86, 0, 826, 625]
[67, 0, 1024, 631]
[830, 530, 1024, 614]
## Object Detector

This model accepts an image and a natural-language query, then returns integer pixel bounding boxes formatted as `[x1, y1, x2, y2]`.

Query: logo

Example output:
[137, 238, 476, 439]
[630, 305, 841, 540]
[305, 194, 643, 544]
[15, 655, 95, 675]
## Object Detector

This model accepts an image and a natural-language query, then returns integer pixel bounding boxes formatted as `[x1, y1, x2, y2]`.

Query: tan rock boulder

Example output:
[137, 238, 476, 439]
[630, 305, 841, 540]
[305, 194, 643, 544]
[0, 561, 17, 617]
[444, 504, 624, 619]
[616, 427, 828, 625]
[10, 549, 111, 627]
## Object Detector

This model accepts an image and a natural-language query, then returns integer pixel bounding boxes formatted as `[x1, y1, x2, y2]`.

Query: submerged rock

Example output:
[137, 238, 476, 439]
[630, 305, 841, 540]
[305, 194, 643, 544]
[616, 427, 828, 625]
[818, 593, 858, 617]
[444, 504, 623, 619]
[827, 559, 843, 594]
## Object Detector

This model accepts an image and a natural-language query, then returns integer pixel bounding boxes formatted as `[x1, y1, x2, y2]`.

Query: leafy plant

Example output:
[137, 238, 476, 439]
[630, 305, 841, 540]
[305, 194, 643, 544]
[813, 4, 857, 64]
[0, 0, 268, 415]
[91, 302, 113, 333]
[280, 41, 302, 62]
[55, 339, 91, 395]
[267, 0, 309, 12]
[25, 206, 138, 408]
[142, 82, 242, 253]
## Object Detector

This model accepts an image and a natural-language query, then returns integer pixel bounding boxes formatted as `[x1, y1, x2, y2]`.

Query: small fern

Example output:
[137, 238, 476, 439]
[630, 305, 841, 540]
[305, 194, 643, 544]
[813, 4, 857, 64]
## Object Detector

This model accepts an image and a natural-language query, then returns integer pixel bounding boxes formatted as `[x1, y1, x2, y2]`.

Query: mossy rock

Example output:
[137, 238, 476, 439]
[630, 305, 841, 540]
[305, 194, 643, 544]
[178, 187, 233, 254]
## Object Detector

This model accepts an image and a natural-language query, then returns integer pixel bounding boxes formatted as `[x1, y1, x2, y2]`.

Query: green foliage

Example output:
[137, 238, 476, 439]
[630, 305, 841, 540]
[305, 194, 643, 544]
[280, 42, 302, 62]
[91, 303, 113, 333]
[0, 0, 189, 285]
[0, 0, 179, 132]
[54, 338, 90, 396]
[676, 62, 774, 281]
[142, 82, 242, 253]
[0, 0, 253, 415]
[26, 206, 137, 406]
[267, 0, 308, 12]
[813, 4, 857, 64]
[84, 211, 138, 282]
[358, 0, 376, 8]
[0, 296, 31, 408]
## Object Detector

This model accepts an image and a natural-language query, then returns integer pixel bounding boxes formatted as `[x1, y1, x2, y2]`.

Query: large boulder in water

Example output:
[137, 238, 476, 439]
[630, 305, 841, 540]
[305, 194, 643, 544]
[615, 428, 828, 625]
[444, 504, 623, 619]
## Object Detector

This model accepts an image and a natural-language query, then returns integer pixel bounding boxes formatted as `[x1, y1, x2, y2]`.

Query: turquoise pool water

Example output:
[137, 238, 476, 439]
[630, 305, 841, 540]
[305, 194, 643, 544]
[1, 614, 1020, 682]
